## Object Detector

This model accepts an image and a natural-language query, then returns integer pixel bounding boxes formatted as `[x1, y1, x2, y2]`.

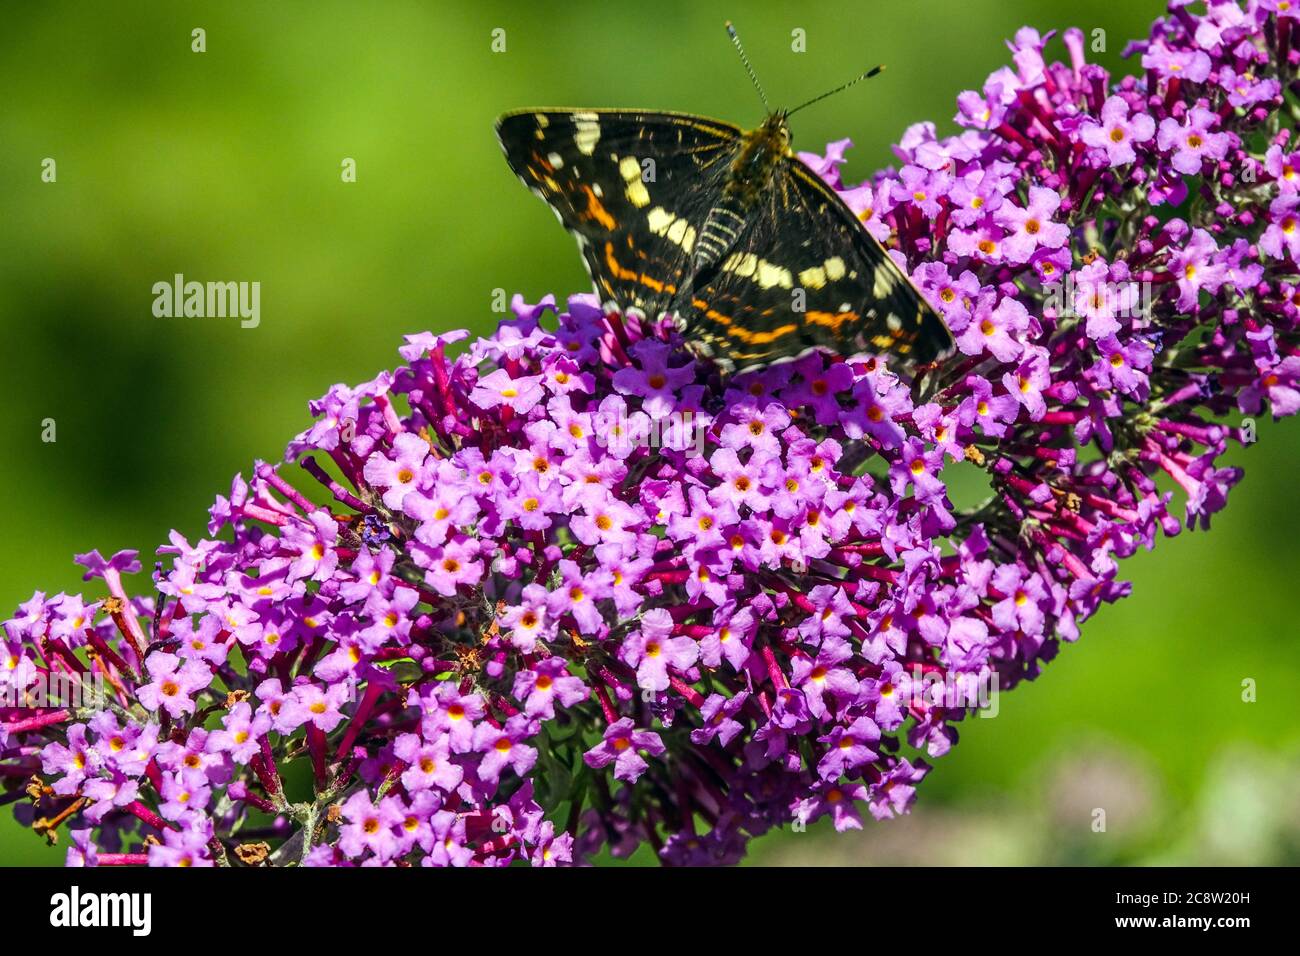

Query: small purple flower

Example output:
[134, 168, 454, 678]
[956, 376, 1020, 438]
[583, 718, 665, 783]
[612, 339, 695, 419]
[1078, 95, 1155, 166]
[470, 368, 546, 414]
[956, 296, 1028, 362]
[816, 716, 881, 780]
[394, 732, 464, 793]
[472, 714, 538, 784]
[1156, 106, 1231, 175]
[207, 701, 270, 763]
[362, 432, 431, 511]
[338, 791, 406, 861]
[136, 652, 211, 719]
[513, 658, 589, 719]
[996, 186, 1069, 263]
[1261, 194, 1300, 262]
[620, 608, 699, 692]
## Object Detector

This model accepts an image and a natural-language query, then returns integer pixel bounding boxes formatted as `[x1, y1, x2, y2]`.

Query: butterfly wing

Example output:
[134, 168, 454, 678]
[683, 154, 953, 373]
[496, 109, 742, 322]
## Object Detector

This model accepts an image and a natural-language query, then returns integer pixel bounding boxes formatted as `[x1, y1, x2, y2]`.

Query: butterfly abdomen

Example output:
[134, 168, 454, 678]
[691, 117, 789, 275]
[692, 201, 749, 274]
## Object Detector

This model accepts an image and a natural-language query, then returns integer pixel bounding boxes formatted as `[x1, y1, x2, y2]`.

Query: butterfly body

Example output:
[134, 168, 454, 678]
[496, 106, 952, 374]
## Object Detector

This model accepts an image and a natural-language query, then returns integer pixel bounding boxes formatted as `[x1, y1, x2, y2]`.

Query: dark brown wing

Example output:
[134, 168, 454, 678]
[496, 109, 743, 322]
[682, 154, 953, 373]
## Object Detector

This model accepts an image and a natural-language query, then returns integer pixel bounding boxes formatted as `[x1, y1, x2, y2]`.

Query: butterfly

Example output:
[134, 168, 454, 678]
[495, 22, 952, 375]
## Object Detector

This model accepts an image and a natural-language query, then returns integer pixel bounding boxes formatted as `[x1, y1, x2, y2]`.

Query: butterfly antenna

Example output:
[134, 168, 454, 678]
[787, 64, 885, 116]
[725, 21, 771, 113]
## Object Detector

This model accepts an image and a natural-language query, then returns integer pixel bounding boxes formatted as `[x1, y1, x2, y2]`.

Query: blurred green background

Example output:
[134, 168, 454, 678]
[2, 0, 1297, 866]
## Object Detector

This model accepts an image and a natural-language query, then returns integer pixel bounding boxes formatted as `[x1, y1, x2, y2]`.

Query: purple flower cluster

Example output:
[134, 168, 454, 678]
[4, 1, 1298, 866]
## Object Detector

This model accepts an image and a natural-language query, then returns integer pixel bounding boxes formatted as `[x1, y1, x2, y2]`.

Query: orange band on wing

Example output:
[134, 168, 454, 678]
[581, 186, 617, 230]
[604, 242, 676, 295]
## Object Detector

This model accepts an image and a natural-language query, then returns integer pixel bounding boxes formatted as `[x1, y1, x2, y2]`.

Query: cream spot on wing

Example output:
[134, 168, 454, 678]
[535, 114, 550, 127]
[547, 152, 565, 169]
[723, 252, 758, 277]
[646, 207, 694, 251]
[647, 206, 674, 234]
[666, 216, 695, 252]
[757, 260, 793, 290]
[886, 312, 903, 332]
[574, 115, 600, 156]
[721, 253, 791, 289]
[824, 256, 846, 281]
[873, 268, 897, 299]
[799, 266, 828, 289]
[618, 156, 641, 181]
[626, 179, 650, 207]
